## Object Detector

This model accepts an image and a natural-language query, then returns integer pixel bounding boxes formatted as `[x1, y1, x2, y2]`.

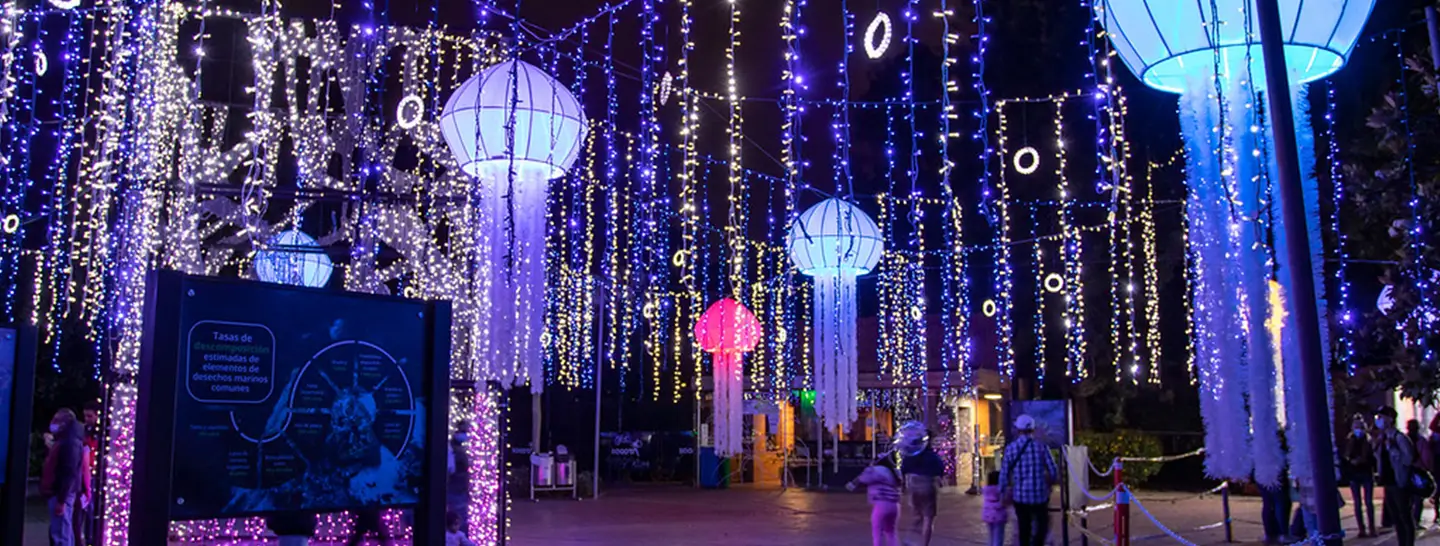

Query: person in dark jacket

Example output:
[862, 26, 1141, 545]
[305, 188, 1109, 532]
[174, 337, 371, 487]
[41, 409, 84, 546]
[1377, 407, 1417, 546]
[1344, 415, 1377, 537]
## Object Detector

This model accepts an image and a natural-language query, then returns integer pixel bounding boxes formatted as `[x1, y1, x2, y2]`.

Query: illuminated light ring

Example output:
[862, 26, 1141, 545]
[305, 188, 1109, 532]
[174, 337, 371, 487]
[396, 94, 424, 129]
[659, 72, 674, 106]
[909, 305, 922, 321]
[982, 299, 997, 318]
[402, 285, 419, 299]
[1013, 146, 1040, 175]
[1043, 273, 1065, 293]
[642, 302, 658, 320]
[864, 12, 893, 59]
[48, 0, 79, 9]
[34, 49, 46, 77]
[776, 326, 788, 343]
[672, 250, 686, 268]
[1, 214, 18, 234]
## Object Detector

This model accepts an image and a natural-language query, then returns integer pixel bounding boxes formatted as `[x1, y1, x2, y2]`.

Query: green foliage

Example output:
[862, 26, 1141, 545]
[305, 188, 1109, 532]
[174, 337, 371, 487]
[1074, 430, 1164, 487]
[1343, 51, 1440, 406]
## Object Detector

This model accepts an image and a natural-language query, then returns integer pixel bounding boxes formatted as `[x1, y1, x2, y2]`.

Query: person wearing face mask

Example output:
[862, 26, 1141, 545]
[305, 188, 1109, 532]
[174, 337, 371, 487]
[447, 422, 473, 535]
[1344, 414, 1377, 537]
[40, 409, 85, 546]
[1376, 406, 1417, 546]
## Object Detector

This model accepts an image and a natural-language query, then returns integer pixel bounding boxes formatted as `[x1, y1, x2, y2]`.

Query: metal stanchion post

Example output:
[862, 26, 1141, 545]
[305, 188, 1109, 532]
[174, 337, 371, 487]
[1222, 481, 1233, 543]
[1114, 459, 1129, 546]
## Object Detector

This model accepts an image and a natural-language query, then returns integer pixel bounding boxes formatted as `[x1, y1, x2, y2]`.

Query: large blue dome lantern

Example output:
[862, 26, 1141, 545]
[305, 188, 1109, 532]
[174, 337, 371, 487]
[788, 198, 883, 432]
[1100, 0, 1375, 94]
[1099, 0, 1376, 488]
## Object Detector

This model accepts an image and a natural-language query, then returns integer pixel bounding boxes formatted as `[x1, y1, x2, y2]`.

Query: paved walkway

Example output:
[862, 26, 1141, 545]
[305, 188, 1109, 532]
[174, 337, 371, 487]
[19, 486, 1440, 544]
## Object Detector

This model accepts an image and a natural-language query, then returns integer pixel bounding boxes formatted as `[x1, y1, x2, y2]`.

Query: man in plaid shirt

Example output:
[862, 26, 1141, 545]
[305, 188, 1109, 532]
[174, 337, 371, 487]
[1000, 415, 1058, 546]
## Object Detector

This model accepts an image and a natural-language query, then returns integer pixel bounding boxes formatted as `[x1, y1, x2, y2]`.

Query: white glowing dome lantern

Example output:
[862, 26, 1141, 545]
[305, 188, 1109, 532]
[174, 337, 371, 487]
[439, 60, 587, 179]
[254, 229, 333, 288]
[788, 198, 883, 432]
[1100, 0, 1376, 94]
[787, 198, 883, 277]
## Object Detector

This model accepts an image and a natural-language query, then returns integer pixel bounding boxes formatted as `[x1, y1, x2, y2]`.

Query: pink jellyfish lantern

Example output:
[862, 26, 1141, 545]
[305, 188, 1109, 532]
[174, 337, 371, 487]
[694, 298, 761, 456]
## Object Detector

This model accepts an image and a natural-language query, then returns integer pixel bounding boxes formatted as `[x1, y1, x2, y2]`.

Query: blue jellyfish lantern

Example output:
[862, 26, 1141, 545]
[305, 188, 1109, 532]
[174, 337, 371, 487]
[788, 198, 882, 431]
[1101, 0, 1375, 485]
[440, 60, 586, 393]
[254, 229, 333, 288]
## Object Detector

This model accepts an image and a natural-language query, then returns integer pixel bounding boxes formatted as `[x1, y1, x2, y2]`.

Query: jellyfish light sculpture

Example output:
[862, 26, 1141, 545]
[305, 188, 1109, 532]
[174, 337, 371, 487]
[694, 298, 762, 456]
[253, 229, 333, 288]
[788, 198, 882, 432]
[1101, 0, 1374, 485]
[441, 60, 586, 392]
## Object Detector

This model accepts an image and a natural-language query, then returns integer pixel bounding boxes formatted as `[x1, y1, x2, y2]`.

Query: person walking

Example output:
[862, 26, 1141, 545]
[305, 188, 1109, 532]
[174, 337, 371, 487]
[981, 471, 1009, 546]
[999, 415, 1057, 546]
[1430, 415, 1440, 524]
[1377, 406, 1418, 546]
[1344, 415, 1378, 537]
[76, 401, 101, 546]
[897, 423, 943, 546]
[1407, 419, 1430, 526]
[41, 409, 84, 546]
[847, 453, 903, 546]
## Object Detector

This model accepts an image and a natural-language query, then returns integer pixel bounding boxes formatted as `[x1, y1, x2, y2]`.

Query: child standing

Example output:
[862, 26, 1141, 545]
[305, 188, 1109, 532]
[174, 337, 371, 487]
[849, 454, 904, 546]
[982, 471, 1008, 546]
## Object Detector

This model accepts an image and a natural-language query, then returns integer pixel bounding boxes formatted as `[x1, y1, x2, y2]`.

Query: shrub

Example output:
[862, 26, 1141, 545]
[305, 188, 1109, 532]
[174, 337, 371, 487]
[1074, 430, 1164, 487]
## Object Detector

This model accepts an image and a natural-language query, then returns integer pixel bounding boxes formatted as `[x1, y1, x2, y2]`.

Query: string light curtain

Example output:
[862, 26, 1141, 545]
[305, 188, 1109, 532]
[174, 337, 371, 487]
[1100, 0, 1375, 485]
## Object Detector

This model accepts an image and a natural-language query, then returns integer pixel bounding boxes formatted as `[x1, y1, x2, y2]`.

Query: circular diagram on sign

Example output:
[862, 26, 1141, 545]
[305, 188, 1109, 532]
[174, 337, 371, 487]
[286, 340, 416, 466]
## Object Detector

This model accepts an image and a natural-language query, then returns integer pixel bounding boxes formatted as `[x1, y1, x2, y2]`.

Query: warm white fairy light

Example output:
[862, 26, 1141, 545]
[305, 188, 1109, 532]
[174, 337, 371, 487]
[658, 71, 673, 106]
[49, 0, 80, 9]
[863, 12, 891, 59]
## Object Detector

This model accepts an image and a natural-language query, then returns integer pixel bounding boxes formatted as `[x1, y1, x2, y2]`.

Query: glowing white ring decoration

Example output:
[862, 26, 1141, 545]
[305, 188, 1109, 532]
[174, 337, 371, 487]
[776, 326, 788, 343]
[402, 285, 419, 299]
[1, 214, 18, 234]
[864, 12, 892, 59]
[1014, 147, 1040, 175]
[982, 299, 997, 317]
[1044, 273, 1065, 293]
[34, 50, 46, 77]
[49, 0, 79, 9]
[396, 94, 424, 129]
[909, 305, 922, 321]
[642, 302, 658, 320]
[659, 72, 674, 106]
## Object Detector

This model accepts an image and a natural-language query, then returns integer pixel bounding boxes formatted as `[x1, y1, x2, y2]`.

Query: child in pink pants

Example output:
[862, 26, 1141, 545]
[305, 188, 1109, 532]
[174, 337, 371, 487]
[850, 455, 903, 546]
